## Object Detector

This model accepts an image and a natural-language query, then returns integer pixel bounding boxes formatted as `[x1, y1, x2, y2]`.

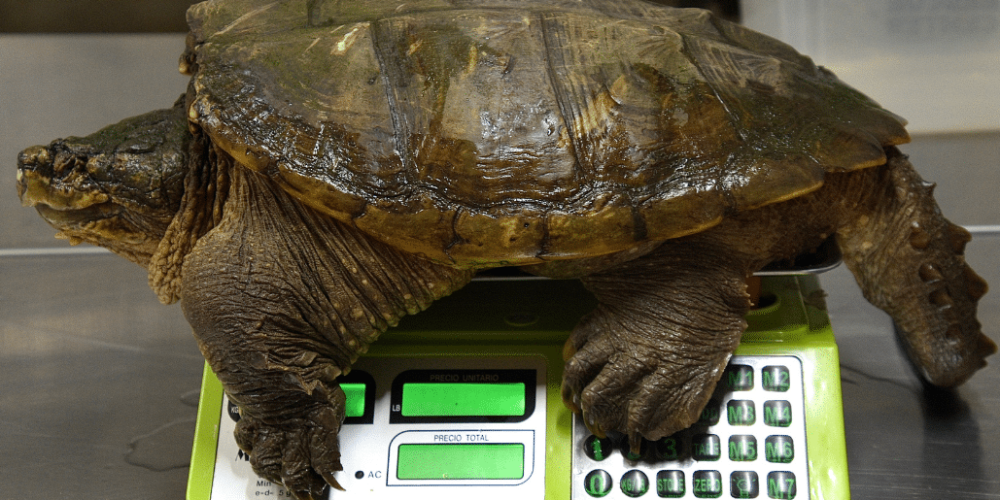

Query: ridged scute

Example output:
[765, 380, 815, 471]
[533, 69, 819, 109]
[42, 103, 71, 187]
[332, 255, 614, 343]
[184, 0, 909, 266]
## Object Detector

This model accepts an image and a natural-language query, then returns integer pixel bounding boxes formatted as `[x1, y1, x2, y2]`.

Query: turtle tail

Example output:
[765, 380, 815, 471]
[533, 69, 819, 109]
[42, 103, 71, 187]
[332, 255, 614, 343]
[835, 147, 995, 387]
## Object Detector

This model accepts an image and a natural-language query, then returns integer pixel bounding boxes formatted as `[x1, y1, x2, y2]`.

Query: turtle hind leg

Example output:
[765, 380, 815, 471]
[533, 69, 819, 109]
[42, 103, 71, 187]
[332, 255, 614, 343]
[836, 147, 995, 387]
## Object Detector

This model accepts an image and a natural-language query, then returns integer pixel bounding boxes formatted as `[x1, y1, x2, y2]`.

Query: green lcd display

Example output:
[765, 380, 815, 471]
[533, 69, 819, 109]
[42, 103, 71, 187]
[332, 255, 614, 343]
[341, 383, 366, 418]
[396, 444, 525, 480]
[401, 382, 525, 417]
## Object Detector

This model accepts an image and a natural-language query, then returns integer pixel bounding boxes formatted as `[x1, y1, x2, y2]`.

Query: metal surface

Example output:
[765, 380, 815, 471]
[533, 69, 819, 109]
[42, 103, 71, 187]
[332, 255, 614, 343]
[1, 34, 998, 499]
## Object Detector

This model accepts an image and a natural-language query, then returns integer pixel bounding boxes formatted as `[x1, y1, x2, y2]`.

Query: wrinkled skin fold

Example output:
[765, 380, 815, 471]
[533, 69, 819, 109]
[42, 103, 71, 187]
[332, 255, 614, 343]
[181, 167, 473, 494]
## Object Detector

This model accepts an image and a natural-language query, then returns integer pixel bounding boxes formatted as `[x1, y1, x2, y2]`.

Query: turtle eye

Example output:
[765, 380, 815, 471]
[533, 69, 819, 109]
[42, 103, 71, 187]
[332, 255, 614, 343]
[85, 155, 111, 175]
[119, 138, 157, 154]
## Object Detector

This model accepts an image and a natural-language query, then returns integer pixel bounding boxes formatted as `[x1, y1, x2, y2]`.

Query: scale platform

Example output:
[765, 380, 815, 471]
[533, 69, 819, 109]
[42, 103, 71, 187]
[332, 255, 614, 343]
[187, 275, 848, 500]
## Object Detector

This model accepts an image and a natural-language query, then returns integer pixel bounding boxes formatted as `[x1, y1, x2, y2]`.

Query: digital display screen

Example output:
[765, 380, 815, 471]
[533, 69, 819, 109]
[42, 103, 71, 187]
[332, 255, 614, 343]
[341, 383, 366, 418]
[401, 382, 526, 417]
[339, 370, 376, 424]
[396, 443, 525, 480]
[390, 369, 536, 424]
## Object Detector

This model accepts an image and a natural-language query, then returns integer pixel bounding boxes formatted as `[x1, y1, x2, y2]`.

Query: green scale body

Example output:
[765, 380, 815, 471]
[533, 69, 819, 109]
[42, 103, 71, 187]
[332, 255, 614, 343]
[188, 275, 849, 500]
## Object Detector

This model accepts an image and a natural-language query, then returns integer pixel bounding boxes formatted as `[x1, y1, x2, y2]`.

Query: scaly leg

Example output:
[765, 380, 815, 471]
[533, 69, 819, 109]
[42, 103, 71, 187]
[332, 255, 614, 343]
[181, 169, 471, 499]
[561, 237, 753, 451]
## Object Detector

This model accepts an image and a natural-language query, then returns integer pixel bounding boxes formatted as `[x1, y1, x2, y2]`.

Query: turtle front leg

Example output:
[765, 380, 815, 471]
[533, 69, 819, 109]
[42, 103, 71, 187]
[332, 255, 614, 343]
[181, 169, 471, 498]
[561, 238, 752, 451]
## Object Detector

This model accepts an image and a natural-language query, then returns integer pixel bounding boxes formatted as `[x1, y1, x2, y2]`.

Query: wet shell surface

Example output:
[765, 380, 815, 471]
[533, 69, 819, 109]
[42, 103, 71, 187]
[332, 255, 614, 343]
[183, 0, 909, 266]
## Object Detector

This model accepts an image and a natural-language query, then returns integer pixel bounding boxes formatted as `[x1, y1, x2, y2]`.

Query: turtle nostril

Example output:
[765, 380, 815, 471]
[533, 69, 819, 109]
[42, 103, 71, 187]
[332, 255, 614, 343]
[16, 145, 59, 206]
[18, 145, 52, 170]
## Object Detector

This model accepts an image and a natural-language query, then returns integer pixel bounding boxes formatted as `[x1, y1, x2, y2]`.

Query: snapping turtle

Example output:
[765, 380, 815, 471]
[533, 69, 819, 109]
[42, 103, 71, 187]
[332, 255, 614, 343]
[16, 0, 994, 497]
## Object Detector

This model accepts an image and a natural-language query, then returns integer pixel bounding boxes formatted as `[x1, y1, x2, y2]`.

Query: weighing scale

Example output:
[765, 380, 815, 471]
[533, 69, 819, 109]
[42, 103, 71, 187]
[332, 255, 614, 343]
[187, 271, 849, 500]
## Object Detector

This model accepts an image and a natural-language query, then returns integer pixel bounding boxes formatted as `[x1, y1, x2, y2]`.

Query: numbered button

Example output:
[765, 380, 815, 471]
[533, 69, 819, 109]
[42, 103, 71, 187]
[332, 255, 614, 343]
[584, 435, 614, 461]
[693, 470, 723, 498]
[730, 471, 759, 499]
[226, 399, 241, 422]
[766, 472, 796, 499]
[656, 471, 685, 498]
[621, 470, 650, 497]
[723, 365, 754, 391]
[585, 470, 613, 498]
[727, 400, 756, 426]
[763, 401, 792, 427]
[692, 434, 721, 461]
[764, 436, 794, 463]
[620, 435, 649, 461]
[655, 434, 686, 461]
[762, 366, 790, 392]
[728, 435, 757, 462]
[698, 400, 722, 425]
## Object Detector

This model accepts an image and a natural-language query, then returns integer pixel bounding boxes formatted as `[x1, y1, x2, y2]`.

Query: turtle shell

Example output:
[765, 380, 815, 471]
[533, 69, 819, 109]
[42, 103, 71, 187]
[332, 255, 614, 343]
[184, 0, 908, 266]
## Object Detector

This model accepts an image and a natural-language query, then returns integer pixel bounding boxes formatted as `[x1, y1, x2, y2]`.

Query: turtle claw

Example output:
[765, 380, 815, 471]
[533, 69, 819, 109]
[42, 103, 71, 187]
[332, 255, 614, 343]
[580, 409, 606, 438]
[627, 432, 644, 457]
[233, 404, 345, 500]
[560, 378, 582, 413]
[560, 248, 750, 447]
[322, 473, 346, 492]
[564, 339, 707, 446]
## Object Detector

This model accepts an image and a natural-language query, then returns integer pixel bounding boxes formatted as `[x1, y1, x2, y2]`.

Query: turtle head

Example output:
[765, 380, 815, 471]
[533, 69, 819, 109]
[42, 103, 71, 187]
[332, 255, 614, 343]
[17, 102, 191, 266]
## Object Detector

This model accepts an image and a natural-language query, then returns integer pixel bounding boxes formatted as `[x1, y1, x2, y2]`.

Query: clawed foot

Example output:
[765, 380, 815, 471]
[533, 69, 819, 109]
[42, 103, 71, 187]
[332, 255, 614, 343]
[561, 306, 739, 453]
[234, 397, 346, 500]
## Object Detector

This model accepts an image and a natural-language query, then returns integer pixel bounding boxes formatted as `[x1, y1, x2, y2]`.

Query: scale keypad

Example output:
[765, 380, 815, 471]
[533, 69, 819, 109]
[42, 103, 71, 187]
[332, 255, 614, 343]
[572, 356, 807, 499]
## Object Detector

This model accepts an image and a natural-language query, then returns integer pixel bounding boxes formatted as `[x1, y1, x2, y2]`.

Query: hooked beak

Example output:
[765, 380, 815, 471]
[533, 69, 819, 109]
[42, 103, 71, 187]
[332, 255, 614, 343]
[16, 144, 121, 244]
[18, 144, 110, 210]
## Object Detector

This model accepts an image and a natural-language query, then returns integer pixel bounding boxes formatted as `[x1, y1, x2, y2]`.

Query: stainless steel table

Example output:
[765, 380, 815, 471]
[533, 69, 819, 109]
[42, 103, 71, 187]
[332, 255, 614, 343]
[2, 34, 998, 499]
